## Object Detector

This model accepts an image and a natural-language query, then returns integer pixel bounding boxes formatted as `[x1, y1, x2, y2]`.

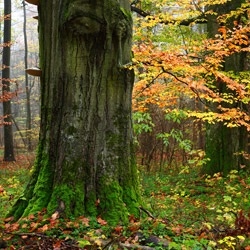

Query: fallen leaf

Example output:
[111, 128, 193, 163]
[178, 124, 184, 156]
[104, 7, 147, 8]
[81, 217, 90, 227]
[51, 211, 59, 220]
[22, 223, 28, 229]
[97, 218, 107, 226]
[28, 214, 35, 220]
[95, 198, 100, 207]
[41, 224, 49, 232]
[3, 217, 14, 223]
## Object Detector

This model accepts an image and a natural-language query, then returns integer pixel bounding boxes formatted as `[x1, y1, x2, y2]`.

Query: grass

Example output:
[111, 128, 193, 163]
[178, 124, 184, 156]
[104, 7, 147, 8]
[1, 156, 250, 249]
[0, 153, 35, 218]
[139, 165, 250, 249]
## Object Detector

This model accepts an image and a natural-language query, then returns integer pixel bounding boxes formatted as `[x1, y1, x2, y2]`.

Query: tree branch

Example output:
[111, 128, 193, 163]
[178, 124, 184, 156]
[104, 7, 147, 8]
[131, 5, 207, 26]
[139, 206, 157, 220]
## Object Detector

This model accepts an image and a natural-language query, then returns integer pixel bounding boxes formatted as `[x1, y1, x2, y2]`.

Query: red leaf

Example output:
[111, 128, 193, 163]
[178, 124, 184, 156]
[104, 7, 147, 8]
[95, 198, 100, 207]
[62, 230, 72, 234]
[114, 226, 123, 233]
[53, 241, 61, 250]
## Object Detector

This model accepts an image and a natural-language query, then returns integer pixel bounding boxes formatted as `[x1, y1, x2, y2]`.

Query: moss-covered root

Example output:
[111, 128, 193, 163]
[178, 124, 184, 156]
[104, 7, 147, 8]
[47, 183, 85, 218]
[97, 177, 140, 224]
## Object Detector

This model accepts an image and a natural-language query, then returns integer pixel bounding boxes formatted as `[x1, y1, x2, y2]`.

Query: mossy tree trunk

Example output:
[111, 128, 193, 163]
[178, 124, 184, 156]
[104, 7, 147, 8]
[10, 0, 140, 223]
[204, 0, 248, 175]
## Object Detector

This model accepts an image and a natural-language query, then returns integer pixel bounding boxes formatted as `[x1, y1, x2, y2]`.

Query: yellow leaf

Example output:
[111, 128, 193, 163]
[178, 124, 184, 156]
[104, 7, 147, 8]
[95, 239, 103, 246]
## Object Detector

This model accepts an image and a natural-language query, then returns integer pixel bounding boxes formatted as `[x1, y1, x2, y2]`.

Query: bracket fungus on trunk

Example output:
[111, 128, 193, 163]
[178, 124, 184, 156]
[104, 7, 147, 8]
[26, 67, 42, 77]
[25, 0, 39, 6]
[33, 16, 38, 20]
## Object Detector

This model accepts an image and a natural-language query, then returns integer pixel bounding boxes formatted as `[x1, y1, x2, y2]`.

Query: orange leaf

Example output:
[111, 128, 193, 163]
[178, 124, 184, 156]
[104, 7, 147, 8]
[3, 217, 14, 222]
[41, 224, 49, 232]
[22, 223, 28, 229]
[97, 217, 108, 226]
[28, 214, 35, 220]
[81, 217, 90, 227]
[198, 232, 206, 243]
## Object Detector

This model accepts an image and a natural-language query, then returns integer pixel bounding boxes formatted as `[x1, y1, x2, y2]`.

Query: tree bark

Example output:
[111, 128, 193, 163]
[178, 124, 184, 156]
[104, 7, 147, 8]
[204, 0, 248, 175]
[9, 0, 140, 223]
[2, 0, 15, 161]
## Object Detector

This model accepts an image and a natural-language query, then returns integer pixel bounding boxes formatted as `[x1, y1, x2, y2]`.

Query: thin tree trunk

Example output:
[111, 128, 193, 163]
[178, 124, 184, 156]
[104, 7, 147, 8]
[9, 0, 140, 223]
[2, 0, 15, 161]
[11, 117, 26, 147]
[23, 0, 32, 151]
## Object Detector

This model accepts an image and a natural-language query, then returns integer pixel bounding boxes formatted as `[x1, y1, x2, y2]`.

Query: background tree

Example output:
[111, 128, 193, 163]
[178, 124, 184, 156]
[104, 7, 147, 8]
[2, 0, 15, 161]
[9, 0, 140, 223]
[204, 0, 249, 174]
[132, 0, 250, 174]
[22, 0, 32, 151]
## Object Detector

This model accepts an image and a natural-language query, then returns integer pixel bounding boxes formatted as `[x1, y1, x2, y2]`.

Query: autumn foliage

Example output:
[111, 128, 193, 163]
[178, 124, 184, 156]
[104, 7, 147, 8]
[132, 0, 250, 130]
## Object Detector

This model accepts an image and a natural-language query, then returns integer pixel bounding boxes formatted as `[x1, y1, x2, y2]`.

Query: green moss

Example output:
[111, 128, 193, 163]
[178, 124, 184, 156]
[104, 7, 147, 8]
[120, 7, 132, 21]
[22, 152, 53, 217]
[65, 8, 69, 20]
[85, 191, 97, 216]
[123, 186, 140, 216]
[7, 142, 47, 220]
[45, 114, 52, 132]
[98, 177, 128, 224]
[122, 157, 141, 217]
[47, 182, 85, 217]
[46, 158, 86, 217]
[103, 109, 141, 221]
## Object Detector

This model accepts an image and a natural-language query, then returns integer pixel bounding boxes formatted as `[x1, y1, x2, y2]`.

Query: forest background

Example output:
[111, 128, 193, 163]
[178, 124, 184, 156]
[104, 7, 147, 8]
[1, 0, 250, 249]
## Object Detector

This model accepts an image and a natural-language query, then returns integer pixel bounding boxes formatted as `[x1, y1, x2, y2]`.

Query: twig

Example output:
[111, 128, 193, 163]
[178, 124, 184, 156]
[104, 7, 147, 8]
[130, 6, 207, 26]
[119, 243, 156, 249]
[88, 237, 156, 250]
[139, 206, 157, 220]
[161, 68, 207, 106]
[134, 71, 165, 97]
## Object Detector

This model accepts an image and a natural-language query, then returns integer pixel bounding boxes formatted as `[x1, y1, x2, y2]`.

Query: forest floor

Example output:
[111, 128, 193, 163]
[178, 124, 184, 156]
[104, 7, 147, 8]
[0, 155, 250, 249]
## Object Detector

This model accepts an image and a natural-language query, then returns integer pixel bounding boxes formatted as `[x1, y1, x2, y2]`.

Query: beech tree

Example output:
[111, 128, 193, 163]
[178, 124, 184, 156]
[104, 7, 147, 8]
[205, 0, 249, 174]
[22, 0, 32, 151]
[132, 0, 250, 175]
[2, 0, 15, 161]
[10, 0, 140, 222]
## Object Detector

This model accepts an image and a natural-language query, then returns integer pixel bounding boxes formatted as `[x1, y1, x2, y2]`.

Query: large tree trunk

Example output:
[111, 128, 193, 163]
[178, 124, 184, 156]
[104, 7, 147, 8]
[2, 0, 15, 161]
[9, 0, 140, 223]
[204, 0, 248, 175]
